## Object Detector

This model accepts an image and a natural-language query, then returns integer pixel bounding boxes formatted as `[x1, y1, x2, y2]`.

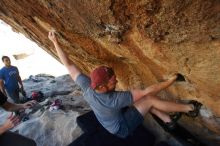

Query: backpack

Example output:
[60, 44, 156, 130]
[30, 91, 44, 102]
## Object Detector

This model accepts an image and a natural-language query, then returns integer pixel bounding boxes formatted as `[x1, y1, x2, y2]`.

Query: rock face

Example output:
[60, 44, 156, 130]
[0, 0, 219, 145]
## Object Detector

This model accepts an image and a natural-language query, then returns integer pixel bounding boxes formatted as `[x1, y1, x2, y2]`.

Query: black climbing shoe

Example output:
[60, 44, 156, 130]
[165, 112, 182, 130]
[164, 121, 176, 131]
[152, 112, 182, 131]
[186, 100, 202, 117]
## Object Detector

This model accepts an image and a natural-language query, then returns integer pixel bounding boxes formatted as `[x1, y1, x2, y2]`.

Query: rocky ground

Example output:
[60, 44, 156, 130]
[0, 74, 90, 146]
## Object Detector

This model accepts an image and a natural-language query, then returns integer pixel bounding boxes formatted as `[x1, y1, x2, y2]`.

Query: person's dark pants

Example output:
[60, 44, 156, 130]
[6, 88, 20, 103]
[0, 131, 36, 146]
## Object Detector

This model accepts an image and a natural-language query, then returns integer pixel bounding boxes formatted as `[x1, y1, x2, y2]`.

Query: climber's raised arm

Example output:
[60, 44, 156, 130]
[48, 31, 81, 81]
[131, 75, 177, 102]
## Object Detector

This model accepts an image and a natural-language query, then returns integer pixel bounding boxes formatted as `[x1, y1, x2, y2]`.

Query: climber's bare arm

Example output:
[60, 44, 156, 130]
[131, 75, 177, 102]
[48, 31, 81, 81]
[0, 80, 6, 95]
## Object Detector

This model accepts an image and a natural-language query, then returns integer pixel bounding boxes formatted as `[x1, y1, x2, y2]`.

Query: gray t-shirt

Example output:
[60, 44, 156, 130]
[76, 73, 133, 134]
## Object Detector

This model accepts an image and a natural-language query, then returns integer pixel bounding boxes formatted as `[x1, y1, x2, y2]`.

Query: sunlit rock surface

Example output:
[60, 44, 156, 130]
[14, 110, 81, 146]
[0, 0, 219, 145]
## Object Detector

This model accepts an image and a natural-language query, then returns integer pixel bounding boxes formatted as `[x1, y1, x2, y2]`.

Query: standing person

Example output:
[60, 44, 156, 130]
[0, 56, 25, 103]
[48, 31, 202, 138]
[0, 90, 37, 146]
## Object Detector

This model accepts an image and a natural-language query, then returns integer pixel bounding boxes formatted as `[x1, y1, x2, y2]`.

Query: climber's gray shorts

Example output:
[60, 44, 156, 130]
[115, 106, 144, 138]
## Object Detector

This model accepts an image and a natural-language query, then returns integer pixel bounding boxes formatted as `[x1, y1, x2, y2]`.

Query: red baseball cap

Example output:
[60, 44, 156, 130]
[90, 66, 114, 89]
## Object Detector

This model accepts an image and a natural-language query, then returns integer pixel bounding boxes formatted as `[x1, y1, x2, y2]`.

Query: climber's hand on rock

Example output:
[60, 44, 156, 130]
[169, 74, 178, 81]
[48, 31, 57, 43]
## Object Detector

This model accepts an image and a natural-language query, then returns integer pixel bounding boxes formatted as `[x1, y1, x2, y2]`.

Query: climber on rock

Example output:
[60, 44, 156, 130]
[48, 31, 202, 138]
[0, 90, 37, 146]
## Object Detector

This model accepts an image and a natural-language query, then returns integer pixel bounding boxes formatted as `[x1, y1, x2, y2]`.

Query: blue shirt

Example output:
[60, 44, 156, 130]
[76, 73, 133, 134]
[0, 66, 20, 92]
